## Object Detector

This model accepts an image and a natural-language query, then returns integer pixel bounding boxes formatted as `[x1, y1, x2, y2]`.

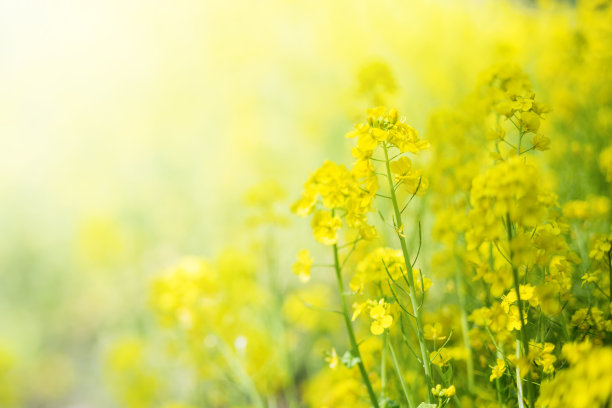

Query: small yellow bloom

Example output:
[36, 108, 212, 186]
[351, 301, 367, 321]
[291, 249, 313, 282]
[432, 383, 455, 398]
[519, 111, 541, 133]
[531, 133, 550, 151]
[489, 358, 506, 381]
[561, 339, 592, 365]
[423, 322, 446, 341]
[469, 307, 492, 326]
[325, 348, 338, 369]
[291, 191, 316, 217]
[311, 210, 342, 245]
[430, 347, 451, 367]
[369, 299, 393, 335]
[581, 271, 599, 287]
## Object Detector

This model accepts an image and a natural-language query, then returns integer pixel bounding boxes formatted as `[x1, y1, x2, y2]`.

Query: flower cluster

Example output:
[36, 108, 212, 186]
[346, 106, 430, 159]
[349, 246, 432, 293]
[466, 157, 558, 250]
[292, 160, 377, 244]
[537, 345, 612, 408]
[352, 298, 394, 335]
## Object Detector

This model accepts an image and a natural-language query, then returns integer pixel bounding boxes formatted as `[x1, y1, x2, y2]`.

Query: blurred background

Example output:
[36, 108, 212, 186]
[0, 0, 610, 406]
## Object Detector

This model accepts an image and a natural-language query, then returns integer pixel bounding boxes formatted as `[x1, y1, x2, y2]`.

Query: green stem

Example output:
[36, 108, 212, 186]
[332, 242, 380, 408]
[264, 231, 299, 408]
[382, 144, 434, 402]
[517, 130, 524, 156]
[506, 213, 535, 407]
[381, 332, 387, 403]
[455, 268, 475, 392]
[217, 335, 266, 408]
[389, 341, 415, 408]
[607, 248, 612, 302]
[495, 378, 503, 408]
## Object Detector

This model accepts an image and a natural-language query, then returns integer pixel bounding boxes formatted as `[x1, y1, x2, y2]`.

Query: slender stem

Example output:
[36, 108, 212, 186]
[516, 340, 525, 408]
[506, 213, 534, 407]
[382, 144, 434, 401]
[216, 335, 266, 408]
[517, 131, 524, 156]
[495, 378, 503, 408]
[332, 242, 380, 408]
[381, 332, 387, 402]
[608, 249, 612, 302]
[389, 341, 415, 408]
[264, 231, 299, 408]
[455, 268, 475, 392]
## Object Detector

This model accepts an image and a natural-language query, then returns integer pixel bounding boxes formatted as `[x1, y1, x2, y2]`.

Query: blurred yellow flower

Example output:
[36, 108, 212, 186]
[292, 249, 313, 282]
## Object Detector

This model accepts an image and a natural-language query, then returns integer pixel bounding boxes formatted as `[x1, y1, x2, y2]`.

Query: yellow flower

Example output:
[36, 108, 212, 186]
[537, 347, 612, 408]
[423, 323, 446, 341]
[530, 341, 557, 374]
[532, 133, 550, 151]
[369, 299, 393, 335]
[589, 233, 612, 262]
[432, 383, 456, 398]
[506, 305, 523, 331]
[469, 307, 492, 327]
[413, 268, 433, 292]
[389, 156, 412, 178]
[351, 301, 367, 321]
[501, 290, 518, 313]
[389, 156, 429, 196]
[350, 247, 404, 293]
[519, 111, 541, 133]
[292, 249, 313, 282]
[561, 339, 592, 365]
[600, 146, 612, 182]
[580, 271, 599, 287]
[348, 107, 429, 157]
[490, 358, 506, 381]
[311, 211, 342, 245]
[519, 284, 538, 306]
[430, 348, 451, 367]
[325, 348, 338, 370]
[291, 192, 316, 217]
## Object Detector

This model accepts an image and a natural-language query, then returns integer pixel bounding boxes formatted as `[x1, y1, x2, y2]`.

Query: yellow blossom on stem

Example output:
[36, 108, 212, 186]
[490, 358, 506, 381]
[369, 299, 393, 335]
[430, 348, 451, 367]
[311, 211, 342, 245]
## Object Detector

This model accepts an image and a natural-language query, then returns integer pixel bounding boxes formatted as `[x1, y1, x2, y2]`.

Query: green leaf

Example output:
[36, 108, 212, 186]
[379, 397, 400, 408]
[416, 403, 437, 408]
[442, 364, 453, 384]
[341, 350, 361, 368]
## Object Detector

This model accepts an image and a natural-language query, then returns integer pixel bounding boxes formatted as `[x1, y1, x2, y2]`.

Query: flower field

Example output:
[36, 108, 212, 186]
[0, 0, 611, 407]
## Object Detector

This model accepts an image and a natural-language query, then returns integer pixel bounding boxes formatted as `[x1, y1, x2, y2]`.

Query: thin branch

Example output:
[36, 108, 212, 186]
[399, 314, 422, 363]
[382, 259, 416, 319]
[340, 238, 362, 270]
[418, 268, 426, 309]
[411, 221, 422, 268]
[387, 280, 416, 319]
[400, 177, 422, 214]
[294, 295, 343, 315]
[493, 240, 513, 266]
[429, 329, 454, 363]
